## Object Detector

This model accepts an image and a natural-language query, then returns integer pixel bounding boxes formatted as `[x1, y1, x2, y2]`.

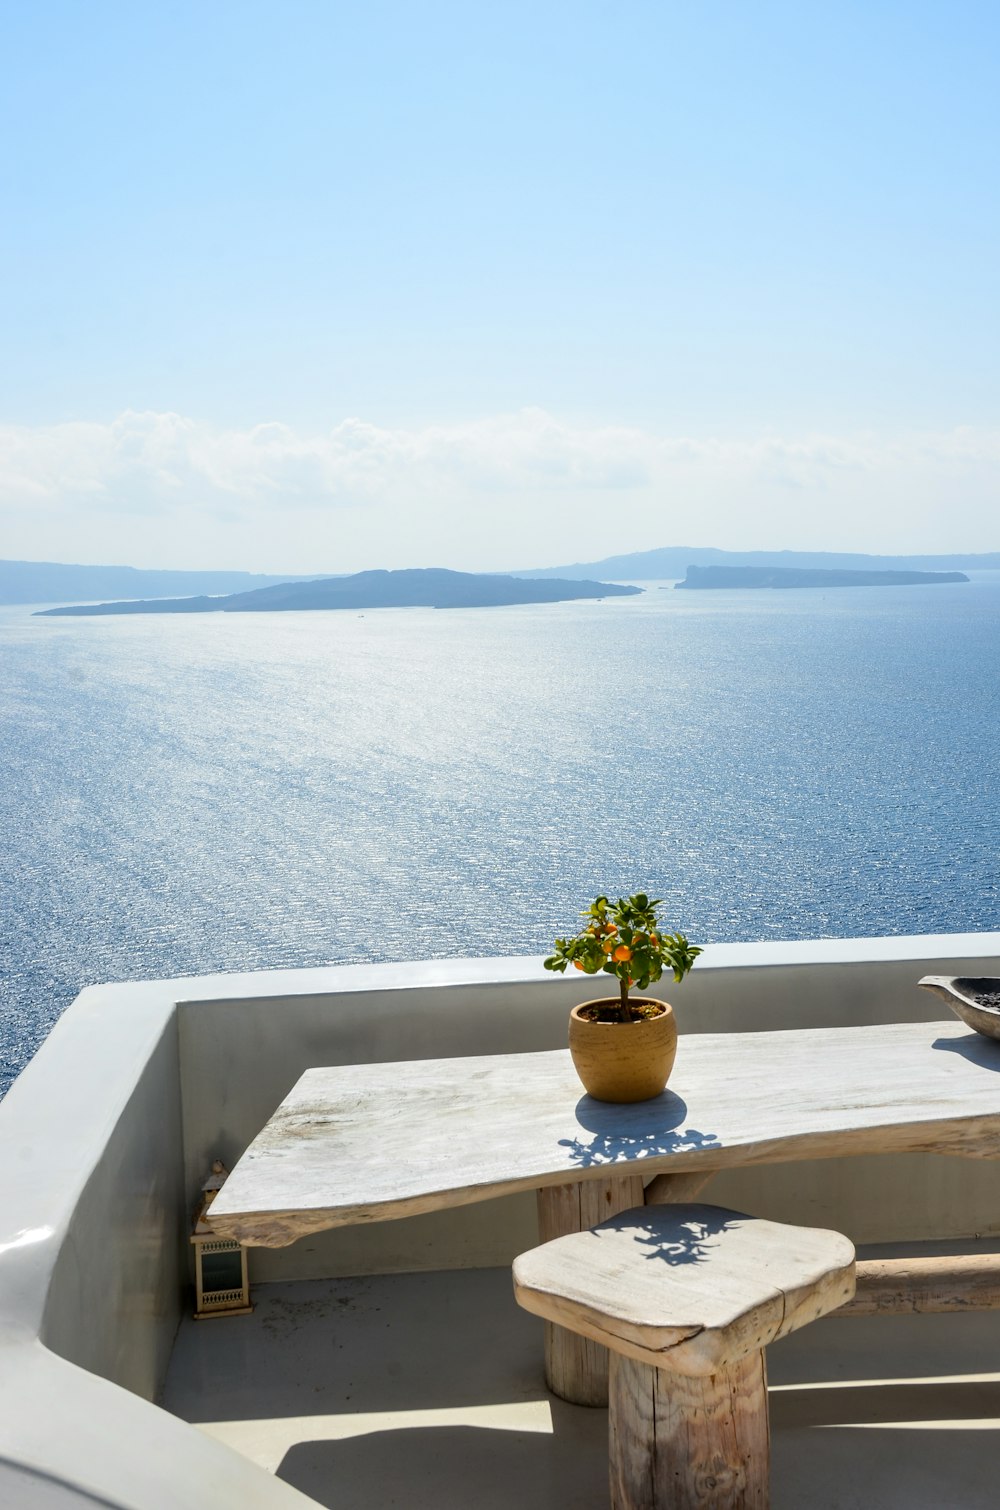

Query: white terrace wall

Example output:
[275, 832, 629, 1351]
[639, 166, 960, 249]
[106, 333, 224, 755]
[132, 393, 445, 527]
[0, 979, 323, 1508]
[2, 935, 1000, 1508]
[176, 933, 1000, 1285]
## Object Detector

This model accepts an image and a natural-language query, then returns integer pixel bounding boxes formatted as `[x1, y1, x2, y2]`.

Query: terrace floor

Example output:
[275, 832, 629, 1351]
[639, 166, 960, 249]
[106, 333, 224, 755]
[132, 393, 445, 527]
[163, 1252, 1000, 1510]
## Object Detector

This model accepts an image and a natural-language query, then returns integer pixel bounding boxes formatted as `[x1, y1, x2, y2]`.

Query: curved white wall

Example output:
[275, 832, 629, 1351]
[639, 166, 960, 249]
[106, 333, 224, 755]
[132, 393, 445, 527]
[0, 979, 318, 1508]
[1, 932, 999, 1506]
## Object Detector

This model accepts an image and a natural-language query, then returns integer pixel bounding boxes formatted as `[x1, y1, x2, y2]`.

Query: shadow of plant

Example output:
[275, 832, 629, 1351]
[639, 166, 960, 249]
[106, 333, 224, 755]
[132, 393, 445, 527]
[557, 1090, 721, 1168]
[596, 1204, 741, 1266]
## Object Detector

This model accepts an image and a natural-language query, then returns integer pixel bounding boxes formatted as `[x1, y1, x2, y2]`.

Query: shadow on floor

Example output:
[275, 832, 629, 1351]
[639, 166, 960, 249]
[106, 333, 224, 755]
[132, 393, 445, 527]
[277, 1421, 608, 1510]
[772, 1377, 1000, 1429]
[165, 1272, 549, 1421]
[772, 1424, 1000, 1510]
[278, 1415, 1000, 1510]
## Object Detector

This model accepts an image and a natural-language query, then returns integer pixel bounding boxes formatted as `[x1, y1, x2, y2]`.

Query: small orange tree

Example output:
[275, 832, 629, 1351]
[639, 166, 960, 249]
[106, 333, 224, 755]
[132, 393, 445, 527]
[544, 893, 701, 1021]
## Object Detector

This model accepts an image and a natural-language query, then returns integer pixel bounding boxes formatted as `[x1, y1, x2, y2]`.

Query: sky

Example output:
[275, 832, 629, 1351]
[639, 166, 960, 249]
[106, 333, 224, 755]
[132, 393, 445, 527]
[1, 0, 998, 573]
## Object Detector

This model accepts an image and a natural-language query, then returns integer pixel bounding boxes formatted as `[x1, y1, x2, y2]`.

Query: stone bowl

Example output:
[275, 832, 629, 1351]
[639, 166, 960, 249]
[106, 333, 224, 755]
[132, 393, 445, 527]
[918, 976, 1000, 1041]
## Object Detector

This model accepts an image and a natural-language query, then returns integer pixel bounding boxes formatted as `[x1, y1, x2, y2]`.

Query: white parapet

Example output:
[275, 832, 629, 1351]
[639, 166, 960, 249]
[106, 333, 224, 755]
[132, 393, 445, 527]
[1, 932, 999, 1507]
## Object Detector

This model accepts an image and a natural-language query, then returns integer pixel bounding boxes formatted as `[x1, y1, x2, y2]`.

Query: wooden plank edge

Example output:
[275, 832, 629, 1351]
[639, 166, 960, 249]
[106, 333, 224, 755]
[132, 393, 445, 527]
[838, 1254, 1000, 1315]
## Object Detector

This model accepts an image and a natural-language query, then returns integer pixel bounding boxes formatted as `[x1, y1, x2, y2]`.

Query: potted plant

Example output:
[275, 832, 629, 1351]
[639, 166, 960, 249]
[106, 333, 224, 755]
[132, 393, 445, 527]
[544, 893, 701, 1102]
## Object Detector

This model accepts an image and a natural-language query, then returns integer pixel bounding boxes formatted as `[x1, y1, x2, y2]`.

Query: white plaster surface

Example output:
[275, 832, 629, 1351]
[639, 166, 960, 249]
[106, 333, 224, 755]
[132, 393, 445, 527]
[3, 934, 1000, 1505]
[164, 1264, 1000, 1510]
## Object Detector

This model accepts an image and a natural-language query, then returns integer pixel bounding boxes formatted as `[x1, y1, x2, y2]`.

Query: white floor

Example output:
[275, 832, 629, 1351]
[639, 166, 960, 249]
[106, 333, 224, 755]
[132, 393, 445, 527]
[162, 1266, 1000, 1510]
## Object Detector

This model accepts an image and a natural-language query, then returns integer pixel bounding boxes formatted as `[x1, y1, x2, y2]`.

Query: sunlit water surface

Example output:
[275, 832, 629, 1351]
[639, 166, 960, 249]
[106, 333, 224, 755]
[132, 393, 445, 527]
[2, 576, 1000, 1095]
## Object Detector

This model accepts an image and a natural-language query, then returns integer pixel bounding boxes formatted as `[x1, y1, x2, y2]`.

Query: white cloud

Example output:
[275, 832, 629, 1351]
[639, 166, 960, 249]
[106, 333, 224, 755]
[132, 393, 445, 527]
[1, 408, 998, 571]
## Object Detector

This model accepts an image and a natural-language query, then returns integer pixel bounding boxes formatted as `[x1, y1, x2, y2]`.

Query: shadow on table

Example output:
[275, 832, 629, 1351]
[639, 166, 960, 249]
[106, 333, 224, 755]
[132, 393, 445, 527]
[558, 1090, 720, 1169]
[932, 1033, 1000, 1070]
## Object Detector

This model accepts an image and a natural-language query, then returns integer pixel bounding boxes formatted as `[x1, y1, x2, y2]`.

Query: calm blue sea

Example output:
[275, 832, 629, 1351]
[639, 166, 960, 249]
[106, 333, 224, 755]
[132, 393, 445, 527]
[2, 575, 1000, 1096]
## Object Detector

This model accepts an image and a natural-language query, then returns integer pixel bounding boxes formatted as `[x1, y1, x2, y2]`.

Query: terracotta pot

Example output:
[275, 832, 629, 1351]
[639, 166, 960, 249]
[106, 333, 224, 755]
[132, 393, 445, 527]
[568, 998, 677, 1103]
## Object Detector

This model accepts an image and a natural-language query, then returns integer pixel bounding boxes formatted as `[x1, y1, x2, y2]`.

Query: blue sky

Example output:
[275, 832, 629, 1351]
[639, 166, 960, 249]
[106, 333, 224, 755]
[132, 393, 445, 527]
[1, 2, 998, 571]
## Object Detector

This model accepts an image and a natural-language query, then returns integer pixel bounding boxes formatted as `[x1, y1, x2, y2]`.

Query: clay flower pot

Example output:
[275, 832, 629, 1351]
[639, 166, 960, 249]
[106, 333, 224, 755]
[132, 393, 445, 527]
[568, 998, 677, 1103]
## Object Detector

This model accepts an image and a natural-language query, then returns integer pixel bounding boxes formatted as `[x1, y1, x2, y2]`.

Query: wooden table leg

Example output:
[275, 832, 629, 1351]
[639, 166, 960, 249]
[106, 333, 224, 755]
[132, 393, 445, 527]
[609, 1349, 770, 1509]
[643, 1168, 719, 1206]
[536, 1174, 645, 1405]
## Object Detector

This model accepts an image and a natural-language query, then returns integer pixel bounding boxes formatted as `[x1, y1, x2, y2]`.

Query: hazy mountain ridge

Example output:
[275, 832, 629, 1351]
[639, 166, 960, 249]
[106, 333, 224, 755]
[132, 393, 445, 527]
[35, 568, 641, 617]
[0, 558, 318, 605]
[10, 547, 999, 612]
[514, 546, 1000, 581]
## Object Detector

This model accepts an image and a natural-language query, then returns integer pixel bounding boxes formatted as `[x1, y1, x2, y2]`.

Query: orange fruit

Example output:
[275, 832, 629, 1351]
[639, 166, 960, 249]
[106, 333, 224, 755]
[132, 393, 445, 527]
[613, 945, 632, 962]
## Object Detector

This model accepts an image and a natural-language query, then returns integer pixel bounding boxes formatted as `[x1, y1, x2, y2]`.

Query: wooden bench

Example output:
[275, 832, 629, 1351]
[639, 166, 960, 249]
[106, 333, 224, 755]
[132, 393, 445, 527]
[513, 1202, 856, 1509]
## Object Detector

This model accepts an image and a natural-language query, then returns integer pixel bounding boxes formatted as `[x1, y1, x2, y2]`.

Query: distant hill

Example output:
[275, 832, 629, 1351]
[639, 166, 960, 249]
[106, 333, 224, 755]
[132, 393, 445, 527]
[515, 546, 1000, 581]
[0, 558, 318, 606]
[35, 568, 642, 617]
[675, 565, 969, 591]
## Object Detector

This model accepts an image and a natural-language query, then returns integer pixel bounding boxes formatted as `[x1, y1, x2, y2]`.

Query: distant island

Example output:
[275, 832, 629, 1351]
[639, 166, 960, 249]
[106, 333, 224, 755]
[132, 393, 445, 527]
[34, 568, 642, 617]
[674, 566, 969, 591]
[9, 546, 997, 605]
[515, 546, 1000, 581]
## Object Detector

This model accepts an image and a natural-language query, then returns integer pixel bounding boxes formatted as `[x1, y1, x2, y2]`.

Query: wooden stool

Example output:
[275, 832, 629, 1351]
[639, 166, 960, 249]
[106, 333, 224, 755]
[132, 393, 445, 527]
[513, 1202, 855, 1509]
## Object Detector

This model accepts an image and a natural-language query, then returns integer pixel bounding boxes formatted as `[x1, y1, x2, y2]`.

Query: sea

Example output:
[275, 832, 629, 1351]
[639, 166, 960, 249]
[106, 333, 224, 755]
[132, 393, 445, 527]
[2, 574, 1000, 1098]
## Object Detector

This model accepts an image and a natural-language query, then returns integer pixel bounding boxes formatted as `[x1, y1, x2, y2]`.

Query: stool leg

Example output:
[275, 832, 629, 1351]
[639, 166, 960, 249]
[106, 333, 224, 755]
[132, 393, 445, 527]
[536, 1175, 645, 1406]
[609, 1350, 770, 1510]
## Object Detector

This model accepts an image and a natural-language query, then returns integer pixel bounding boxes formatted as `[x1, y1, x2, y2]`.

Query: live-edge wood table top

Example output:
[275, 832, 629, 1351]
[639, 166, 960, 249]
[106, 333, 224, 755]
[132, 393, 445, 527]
[208, 1020, 1000, 1248]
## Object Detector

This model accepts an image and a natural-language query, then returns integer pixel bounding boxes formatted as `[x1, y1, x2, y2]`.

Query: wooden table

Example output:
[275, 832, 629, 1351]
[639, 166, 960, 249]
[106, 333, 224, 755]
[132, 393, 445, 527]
[209, 1020, 1000, 1402]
